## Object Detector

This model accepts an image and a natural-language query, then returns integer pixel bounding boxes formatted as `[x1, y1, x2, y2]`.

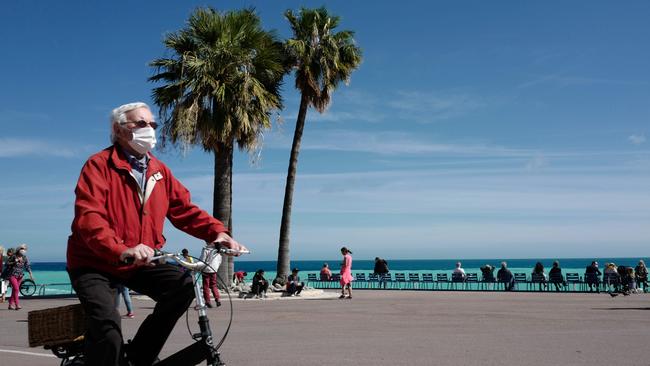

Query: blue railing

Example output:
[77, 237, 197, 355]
[305, 272, 646, 293]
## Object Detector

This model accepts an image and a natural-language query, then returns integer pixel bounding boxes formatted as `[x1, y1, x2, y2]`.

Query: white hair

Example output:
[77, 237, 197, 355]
[109, 102, 151, 143]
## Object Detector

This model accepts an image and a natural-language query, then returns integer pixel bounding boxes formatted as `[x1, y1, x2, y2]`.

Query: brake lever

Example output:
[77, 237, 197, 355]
[121, 249, 165, 265]
[218, 248, 251, 255]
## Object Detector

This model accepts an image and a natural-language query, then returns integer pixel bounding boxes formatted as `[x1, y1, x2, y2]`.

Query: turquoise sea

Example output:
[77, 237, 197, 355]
[19, 257, 649, 296]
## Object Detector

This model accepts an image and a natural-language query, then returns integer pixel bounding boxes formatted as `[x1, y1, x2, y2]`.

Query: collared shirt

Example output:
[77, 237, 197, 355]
[120, 146, 149, 191]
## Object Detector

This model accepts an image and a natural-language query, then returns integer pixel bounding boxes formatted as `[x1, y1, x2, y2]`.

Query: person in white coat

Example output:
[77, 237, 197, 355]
[199, 247, 222, 308]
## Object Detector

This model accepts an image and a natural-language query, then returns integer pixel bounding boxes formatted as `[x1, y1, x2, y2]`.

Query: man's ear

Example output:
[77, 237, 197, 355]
[112, 122, 121, 137]
[113, 122, 131, 142]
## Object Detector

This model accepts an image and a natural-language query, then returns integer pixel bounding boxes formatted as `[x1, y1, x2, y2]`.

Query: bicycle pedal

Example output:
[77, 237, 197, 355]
[192, 333, 203, 340]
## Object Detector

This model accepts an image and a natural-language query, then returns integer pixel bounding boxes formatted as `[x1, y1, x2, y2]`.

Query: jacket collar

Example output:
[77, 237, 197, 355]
[109, 144, 161, 178]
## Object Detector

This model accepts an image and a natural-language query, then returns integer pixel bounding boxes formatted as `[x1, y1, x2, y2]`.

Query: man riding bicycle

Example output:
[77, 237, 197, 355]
[66, 102, 246, 366]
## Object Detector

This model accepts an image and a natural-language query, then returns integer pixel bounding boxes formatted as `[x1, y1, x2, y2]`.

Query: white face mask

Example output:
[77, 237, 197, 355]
[128, 127, 157, 155]
[18, 249, 26, 255]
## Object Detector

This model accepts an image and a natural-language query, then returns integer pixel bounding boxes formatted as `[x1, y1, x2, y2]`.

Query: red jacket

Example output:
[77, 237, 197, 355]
[67, 145, 227, 278]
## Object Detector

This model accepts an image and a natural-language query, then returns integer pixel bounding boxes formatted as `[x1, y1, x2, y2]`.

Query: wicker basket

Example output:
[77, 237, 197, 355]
[28, 304, 85, 347]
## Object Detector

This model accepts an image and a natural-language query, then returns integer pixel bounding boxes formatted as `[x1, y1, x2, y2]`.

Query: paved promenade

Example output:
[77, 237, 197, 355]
[1, 290, 649, 366]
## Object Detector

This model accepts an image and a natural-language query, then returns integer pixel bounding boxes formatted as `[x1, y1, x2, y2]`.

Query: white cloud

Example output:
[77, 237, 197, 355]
[308, 109, 384, 123]
[264, 129, 650, 167]
[518, 74, 648, 89]
[525, 153, 548, 171]
[176, 167, 650, 218]
[388, 91, 485, 122]
[0, 110, 51, 124]
[279, 89, 486, 125]
[0, 138, 78, 158]
[280, 89, 384, 124]
[158, 165, 650, 260]
[628, 134, 646, 145]
[265, 129, 530, 157]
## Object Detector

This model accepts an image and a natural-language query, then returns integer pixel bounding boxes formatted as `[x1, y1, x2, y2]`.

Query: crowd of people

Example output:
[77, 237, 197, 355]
[228, 255, 647, 297]
[472, 259, 649, 293]
[244, 257, 648, 296]
[583, 260, 648, 296]
[161, 245, 348, 303]
[226, 246, 355, 300]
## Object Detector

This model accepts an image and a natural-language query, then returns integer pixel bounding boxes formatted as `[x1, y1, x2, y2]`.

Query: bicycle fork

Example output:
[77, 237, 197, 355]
[155, 274, 224, 366]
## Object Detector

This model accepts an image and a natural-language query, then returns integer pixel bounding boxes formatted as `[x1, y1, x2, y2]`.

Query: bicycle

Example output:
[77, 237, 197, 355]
[28, 246, 249, 366]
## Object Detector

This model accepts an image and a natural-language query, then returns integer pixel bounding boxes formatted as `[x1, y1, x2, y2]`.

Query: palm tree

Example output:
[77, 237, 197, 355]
[149, 7, 286, 285]
[275, 7, 362, 284]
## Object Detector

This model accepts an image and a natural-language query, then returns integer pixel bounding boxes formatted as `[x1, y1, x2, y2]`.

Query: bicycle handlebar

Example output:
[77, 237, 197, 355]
[122, 246, 250, 269]
[154, 248, 250, 272]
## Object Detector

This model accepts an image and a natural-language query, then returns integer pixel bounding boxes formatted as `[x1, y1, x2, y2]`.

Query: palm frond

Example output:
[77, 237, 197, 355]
[284, 7, 362, 112]
[149, 6, 287, 153]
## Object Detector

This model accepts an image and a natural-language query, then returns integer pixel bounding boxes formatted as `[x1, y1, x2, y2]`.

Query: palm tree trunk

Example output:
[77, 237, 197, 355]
[275, 94, 309, 285]
[213, 143, 233, 288]
[227, 157, 234, 286]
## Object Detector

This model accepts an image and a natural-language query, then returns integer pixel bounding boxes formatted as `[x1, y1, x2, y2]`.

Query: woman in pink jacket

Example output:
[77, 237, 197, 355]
[339, 247, 353, 299]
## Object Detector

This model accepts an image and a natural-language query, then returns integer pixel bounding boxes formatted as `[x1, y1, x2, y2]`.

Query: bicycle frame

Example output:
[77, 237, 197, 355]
[152, 247, 248, 366]
[155, 255, 221, 366]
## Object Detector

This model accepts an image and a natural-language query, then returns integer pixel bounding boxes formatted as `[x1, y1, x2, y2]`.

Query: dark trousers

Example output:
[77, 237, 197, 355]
[252, 281, 269, 296]
[286, 282, 304, 295]
[587, 281, 601, 293]
[69, 264, 194, 366]
[502, 278, 515, 291]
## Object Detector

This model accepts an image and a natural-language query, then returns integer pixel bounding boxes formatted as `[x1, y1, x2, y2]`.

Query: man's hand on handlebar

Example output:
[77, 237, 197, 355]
[212, 232, 248, 256]
[119, 234, 248, 265]
[120, 244, 155, 266]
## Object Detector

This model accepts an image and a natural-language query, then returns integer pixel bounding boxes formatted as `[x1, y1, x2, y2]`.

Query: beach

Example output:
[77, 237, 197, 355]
[2, 290, 649, 365]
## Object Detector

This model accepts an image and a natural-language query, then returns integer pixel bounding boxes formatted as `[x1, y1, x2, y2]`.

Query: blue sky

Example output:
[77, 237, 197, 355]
[1, 1, 649, 262]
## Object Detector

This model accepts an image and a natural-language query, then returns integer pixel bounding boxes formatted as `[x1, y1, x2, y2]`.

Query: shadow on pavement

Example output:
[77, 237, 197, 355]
[593, 307, 650, 311]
